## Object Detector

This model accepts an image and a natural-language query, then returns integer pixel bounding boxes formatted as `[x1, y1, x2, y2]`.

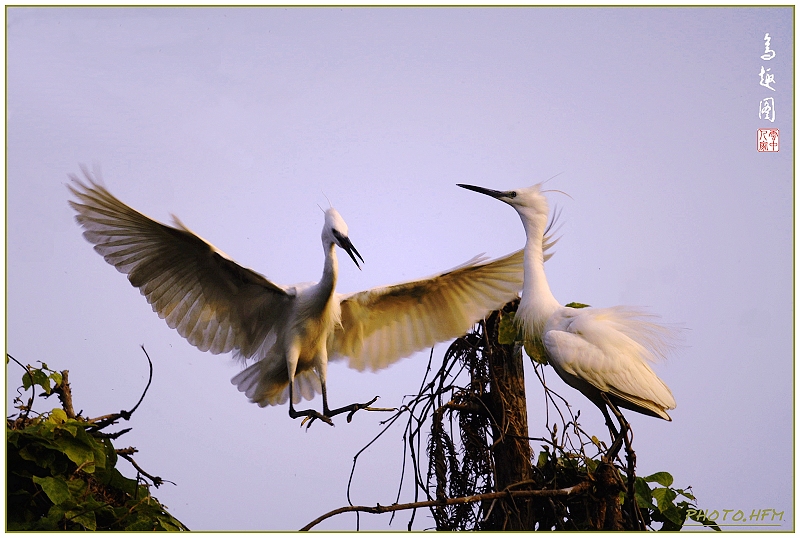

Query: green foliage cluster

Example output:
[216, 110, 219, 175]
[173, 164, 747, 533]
[21, 365, 64, 396]
[532, 444, 718, 530]
[632, 471, 720, 531]
[7, 360, 188, 531]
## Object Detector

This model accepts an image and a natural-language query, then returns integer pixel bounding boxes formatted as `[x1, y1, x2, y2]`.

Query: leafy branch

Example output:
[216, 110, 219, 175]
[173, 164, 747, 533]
[6, 349, 188, 531]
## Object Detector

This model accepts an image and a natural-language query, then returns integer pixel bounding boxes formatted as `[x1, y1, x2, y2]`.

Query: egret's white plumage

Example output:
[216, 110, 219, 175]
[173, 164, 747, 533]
[68, 167, 549, 425]
[458, 183, 677, 425]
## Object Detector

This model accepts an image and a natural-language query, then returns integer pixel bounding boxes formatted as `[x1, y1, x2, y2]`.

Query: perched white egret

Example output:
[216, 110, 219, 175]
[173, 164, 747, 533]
[68, 167, 552, 426]
[458, 183, 677, 446]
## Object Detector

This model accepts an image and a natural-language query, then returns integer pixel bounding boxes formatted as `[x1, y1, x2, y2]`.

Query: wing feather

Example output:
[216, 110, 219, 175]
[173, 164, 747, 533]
[544, 307, 677, 415]
[68, 167, 293, 360]
[333, 249, 525, 371]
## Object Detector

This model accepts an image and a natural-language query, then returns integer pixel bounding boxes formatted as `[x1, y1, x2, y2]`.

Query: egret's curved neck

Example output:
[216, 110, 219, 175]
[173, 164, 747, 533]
[319, 241, 338, 298]
[516, 209, 560, 338]
[302, 239, 339, 318]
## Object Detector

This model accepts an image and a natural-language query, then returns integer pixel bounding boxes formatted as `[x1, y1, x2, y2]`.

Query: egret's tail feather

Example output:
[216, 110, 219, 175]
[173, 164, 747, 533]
[599, 305, 682, 363]
[231, 357, 321, 407]
[293, 371, 323, 403]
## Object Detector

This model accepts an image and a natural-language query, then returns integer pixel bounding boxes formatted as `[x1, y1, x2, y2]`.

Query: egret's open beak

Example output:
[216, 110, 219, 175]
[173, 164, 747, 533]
[457, 184, 513, 200]
[340, 236, 364, 270]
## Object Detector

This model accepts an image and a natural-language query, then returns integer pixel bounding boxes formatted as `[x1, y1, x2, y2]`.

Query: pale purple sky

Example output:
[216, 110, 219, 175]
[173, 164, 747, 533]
[6, 7, 794, 531]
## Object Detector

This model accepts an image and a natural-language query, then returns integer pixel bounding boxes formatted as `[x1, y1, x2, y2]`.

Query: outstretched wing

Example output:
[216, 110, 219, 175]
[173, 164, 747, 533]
[68, 167, 293, 359]
[332, 250, 525, 371]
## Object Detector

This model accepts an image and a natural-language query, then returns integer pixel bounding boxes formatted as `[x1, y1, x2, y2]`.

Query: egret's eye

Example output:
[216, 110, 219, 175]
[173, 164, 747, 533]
[509, 191, 517, 198]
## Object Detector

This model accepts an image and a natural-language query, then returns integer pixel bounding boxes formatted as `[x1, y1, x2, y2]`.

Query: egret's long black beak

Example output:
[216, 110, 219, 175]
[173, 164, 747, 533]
[457, 184, 513, 200]
[338, 235, 364, 270]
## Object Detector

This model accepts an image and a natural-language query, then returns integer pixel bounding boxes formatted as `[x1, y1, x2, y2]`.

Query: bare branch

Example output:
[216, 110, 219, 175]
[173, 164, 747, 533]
[117, 452, 175, 488]
[87, 346, 153, 431]
[93, 428, 132, 440]
[301, 482, 590, 531]
[127, 345, 154, 416]
[53, 370, 77, 419]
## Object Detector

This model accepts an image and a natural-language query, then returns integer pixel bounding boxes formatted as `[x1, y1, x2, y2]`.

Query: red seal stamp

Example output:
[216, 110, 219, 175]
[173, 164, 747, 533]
[757, 129, 779, 152]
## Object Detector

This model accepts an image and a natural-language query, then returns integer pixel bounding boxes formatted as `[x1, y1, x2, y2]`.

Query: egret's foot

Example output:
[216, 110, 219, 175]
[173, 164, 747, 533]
[290, 407, 334, 428]
[325, 396, 387, 423]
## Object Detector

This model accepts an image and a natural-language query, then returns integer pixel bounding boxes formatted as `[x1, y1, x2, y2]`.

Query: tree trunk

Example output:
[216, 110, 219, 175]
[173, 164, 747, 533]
[483, 303, 535, 530]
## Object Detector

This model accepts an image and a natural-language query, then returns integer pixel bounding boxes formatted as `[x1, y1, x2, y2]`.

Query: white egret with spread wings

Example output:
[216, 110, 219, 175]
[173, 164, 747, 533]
[68, 167, 555, 426]
[458, 182, 677, 450]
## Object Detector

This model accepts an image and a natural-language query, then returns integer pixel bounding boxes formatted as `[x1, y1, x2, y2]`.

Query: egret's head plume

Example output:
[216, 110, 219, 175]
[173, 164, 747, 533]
[542, 188, 573, 201]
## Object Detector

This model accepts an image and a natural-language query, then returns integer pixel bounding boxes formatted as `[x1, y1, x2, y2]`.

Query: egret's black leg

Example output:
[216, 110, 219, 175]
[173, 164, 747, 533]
[600, 394, 628, 461]
[324, 396, 382, 423]
[321, 379, 330, 416]
[598, 399, 621, 452]
[600, 394, 643, 529]
[315, 371, 384, 423]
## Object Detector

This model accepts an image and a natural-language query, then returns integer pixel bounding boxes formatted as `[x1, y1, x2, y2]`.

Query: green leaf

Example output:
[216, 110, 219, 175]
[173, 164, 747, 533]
[33, 370, 52, 394]
[100, 467, 138, 496]
[103, 437, 118, 468]
[39, 504, 69, 530]
[18, 445, 38, 462]
[633, 477, 656, 510]
[643, 471, 674, 487]
[49, 371, 63, 386]
[53, 433, 96, 471]
[524, 339, 548, 365]
[565, 302, 591, 309]
[660, 503, 684, 526]
[497, 312, 518, 345]
[66, 478, 88, 499]
[88, 433, 108, 472]
[32, 476, 72, 505]
[537, 450, 549, 468]
[652, 486, 678, 513]
[157, 516, 183, 531]
[56, 420, 79, 438]
[48, 408, 68, 424]
[127, 512, 158, 531]
[66, 507, 97, 530]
